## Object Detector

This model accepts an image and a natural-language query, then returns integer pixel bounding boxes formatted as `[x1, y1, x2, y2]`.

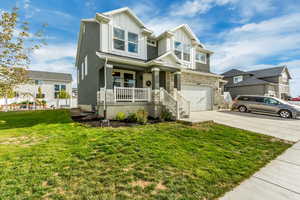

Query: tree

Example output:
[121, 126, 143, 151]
[36, 86, 43, 99]
[0, 7, 46, 111]
[57, 90, 70, 108]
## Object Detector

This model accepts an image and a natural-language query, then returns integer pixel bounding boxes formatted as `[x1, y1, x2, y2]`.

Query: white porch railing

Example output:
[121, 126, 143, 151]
[114, 87, 151, 102]
[160, 88, 179, 119]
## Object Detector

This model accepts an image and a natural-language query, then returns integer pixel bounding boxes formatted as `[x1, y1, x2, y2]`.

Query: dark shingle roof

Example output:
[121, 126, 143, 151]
[248, 66, 286, 78]
[222, 69, 251, 77]
[226, 76, 271, 87]
[27, 70, 72, 82]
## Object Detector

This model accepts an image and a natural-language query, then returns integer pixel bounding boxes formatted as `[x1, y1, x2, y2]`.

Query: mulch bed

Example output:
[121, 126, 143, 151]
[71, 115, 161, 128]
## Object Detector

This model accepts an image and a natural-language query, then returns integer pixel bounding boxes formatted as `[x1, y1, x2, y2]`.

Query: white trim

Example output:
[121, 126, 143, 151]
[182, 69, 223, 78]
[151, 67, 160, 72]
[155, 51, 182, 64]
[103, 7, 152, 34]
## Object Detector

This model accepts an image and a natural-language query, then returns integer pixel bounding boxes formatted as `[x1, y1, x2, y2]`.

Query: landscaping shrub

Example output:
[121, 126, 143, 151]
[115, 112, 126, 121]
[160, 108, 173, 121]
[126, 112, 137, 122]
[136, 109, 148, 124]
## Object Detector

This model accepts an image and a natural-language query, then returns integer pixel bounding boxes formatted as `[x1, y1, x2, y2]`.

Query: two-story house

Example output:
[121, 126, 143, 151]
[76, 7, 225, 119]
[222, 66, 292, 99]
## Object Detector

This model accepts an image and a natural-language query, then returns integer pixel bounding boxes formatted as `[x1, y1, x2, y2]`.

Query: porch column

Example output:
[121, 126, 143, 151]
[152, 67, 160, 90]
[104, 64, 114, 103]
[105, 64, 113, 90]
[151, 67, 160, 118]
[174, 72, 181, 91]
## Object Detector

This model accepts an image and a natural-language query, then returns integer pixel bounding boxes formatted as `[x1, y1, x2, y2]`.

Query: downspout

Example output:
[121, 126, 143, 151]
[103, 58, 108, 119]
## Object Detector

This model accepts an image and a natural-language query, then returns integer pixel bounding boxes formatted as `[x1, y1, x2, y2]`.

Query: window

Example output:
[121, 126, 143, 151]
[81, 62, 84, 80]
[233, 76, 243, 83]
[174, 41, 182, 59]
[113, 27, 125, 51]
[124, 73, 135, 87]
[264, 98, 279, 105]
[54, 84, 66, 99]
[183, 44, 191, 61]
[54, 84, 60, 98]
[128, 32, 138, 53]
[195, 52, 207, 64]
[112, 72, 121, 87]
[84, 56, 88, 76]
[35, 80, 43, 85]
[112, 70, 135, 88]
[147, 39, 156, 47]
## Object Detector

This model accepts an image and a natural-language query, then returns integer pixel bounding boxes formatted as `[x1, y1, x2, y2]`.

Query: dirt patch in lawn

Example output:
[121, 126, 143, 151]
[0, 136, 46, 146]
[130, 180, 152, 189]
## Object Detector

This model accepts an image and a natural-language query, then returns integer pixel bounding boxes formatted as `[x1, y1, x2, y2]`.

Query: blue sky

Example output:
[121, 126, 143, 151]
[2, 0, 300, 96]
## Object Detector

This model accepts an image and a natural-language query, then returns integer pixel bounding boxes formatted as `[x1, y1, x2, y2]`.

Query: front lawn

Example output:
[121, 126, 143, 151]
[0, 110, 291, 199]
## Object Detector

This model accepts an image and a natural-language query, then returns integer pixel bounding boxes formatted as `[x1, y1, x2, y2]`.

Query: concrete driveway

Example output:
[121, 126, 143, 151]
[186, 111, 300, 200]
[188, 111, 300, 142]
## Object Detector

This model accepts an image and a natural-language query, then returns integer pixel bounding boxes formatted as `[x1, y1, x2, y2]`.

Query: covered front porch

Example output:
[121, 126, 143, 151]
[96, 52, 189, 119]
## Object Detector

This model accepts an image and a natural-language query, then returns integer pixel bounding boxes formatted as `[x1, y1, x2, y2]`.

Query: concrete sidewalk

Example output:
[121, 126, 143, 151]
[220, 142, 300, 200]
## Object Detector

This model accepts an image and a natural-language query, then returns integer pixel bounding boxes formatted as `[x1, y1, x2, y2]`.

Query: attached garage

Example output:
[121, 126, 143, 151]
[181, 85, 213, 112]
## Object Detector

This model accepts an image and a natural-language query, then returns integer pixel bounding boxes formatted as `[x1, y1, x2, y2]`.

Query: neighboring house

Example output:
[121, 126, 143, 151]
[0, 70, 73, 107]
[222, 66, 291, 99]
[76, 7, 225, 119]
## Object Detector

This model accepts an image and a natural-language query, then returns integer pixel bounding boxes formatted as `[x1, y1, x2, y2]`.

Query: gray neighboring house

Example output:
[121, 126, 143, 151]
[75, 7, 225, 119]
[0, 70, 73, 107]
[222, 66, 292, 99]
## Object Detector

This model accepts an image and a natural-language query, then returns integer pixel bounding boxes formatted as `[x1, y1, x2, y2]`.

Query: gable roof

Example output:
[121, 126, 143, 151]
[153, 51, 182, 65]
[223, 66, 291, 79]
[222, 69, 251, 77]
[103, 7, 147, 29]
[248, 66, 291, 78]
[27, 70, 72, 82]
[169, 24, 208, 48]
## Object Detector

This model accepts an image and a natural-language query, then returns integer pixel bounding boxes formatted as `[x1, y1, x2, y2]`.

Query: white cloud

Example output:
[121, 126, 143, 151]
[170, 0, 274, 22]
[210, 13, 300, 72]
[146, 16, 208, 36]
[128, 1, 210, 36]
[171, 0, 235, 17]
[30, 43, 77, 87]
[131, 1, 160, 20]
[32, 43, 76, 64]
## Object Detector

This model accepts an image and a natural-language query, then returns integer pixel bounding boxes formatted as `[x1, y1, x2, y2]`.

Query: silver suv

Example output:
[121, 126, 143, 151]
[233, 95, 300, 118]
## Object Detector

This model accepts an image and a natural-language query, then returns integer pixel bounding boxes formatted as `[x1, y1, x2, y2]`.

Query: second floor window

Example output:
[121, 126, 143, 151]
[113, 27, 125, 51]
[233, 76, 243, 84]
[174, 41, 191, 62]
[183, 44, 191, 61]
[195, 52, 207, 64]
[174, 41, 182, 59]
[128, 32, 138, 53]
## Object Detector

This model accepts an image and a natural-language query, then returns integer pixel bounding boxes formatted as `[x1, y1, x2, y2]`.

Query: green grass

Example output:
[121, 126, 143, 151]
[0, 110, 291, 200]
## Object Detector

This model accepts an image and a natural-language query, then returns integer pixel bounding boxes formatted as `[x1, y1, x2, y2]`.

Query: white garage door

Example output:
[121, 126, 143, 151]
[181, 85, 213, 112]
